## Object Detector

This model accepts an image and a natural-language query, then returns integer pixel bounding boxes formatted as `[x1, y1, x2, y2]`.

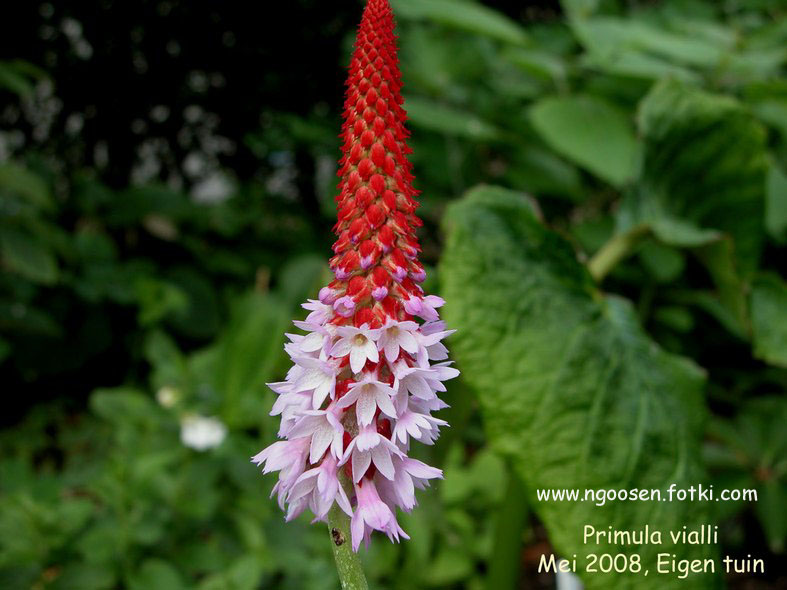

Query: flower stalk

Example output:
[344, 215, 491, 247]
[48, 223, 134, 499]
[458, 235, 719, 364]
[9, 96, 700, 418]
[588, 224, 651, 283]
[327, 473, 369, 590]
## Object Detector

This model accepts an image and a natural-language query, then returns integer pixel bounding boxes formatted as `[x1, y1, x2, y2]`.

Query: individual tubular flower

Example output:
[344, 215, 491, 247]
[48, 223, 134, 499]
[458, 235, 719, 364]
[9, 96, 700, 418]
[251, 0, 458, 552]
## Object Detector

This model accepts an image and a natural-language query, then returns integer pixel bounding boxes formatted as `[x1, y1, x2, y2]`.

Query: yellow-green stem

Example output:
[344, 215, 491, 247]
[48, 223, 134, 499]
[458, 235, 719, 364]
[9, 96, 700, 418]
[327, 474, 368, 590]
[588, 224, 651, 283]
[327, 410, 368, 589]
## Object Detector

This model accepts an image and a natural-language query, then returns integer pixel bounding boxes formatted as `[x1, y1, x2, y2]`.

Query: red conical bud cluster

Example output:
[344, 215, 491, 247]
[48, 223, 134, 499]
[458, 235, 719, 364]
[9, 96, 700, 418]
[329, 0, 425, 329]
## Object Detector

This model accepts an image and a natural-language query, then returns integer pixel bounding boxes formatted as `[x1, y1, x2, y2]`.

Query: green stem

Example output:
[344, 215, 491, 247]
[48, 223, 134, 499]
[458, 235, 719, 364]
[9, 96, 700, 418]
[328, 411, 368, 590]
[327, 489, 369, 590]
[588, 224, 650, 283]
[486, 466, 528, 590]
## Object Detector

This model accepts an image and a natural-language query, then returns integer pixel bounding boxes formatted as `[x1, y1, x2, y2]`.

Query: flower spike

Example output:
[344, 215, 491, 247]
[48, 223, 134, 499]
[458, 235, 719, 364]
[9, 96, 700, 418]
[252, 0, 458, 551]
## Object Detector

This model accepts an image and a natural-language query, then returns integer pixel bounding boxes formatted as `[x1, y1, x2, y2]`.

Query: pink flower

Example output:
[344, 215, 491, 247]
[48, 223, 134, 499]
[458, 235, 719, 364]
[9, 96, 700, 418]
[302, 299, 333, 325]
[252, 437, 310, 509]
[404, 295, 445, 322]
[291, 356, 338, 409]
[333, 295, 356, 318]
[286, 407, 345, 464]
[351, 478, 409, 551]
[393, 409, 448, 446]
[377, 319, 419, 363]
[378, 457, 443, 511]
[336, 375, 397, 426]
[287, 455, 352, 520]
[392, 362, 439, 401]
[330, 324, 381, 373]
[342, 425, 404, 482]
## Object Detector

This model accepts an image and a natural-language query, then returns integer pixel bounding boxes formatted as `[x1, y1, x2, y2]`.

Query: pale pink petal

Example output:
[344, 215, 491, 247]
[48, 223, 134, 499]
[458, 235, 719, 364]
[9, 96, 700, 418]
[352, 450, 371, 483]
[349, 345, 367, 374]
[356, 390, 377, 426]
[374, 388, 397, 419]
[372, 446, 395, 480]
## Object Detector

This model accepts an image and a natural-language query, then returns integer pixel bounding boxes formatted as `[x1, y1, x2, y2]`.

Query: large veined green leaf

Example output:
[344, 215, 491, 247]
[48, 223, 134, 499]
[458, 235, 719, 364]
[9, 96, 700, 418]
[392, 0, 528, 46]
[529, 95, 639, 187]
[439, 186, 717, 589]
[621, 79, 768, 274]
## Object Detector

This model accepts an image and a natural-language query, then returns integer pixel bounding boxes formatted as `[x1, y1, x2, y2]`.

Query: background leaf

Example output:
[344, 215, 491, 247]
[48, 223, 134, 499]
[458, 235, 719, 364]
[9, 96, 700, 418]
[750, 274, 787, 368]
[0, 163, 53, 210]
[529, 94, 639, 187]
[404, 97, 502, 141]
[392, 0, 528, 46]
[622, 79, 769, 275]
[766, 162, 787, 243]
[0, 227, 58, 285]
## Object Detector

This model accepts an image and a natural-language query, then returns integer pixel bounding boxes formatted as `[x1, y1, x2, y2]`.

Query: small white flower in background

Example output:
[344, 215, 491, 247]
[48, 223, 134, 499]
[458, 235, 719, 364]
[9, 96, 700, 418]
[156, 386, 180, 408]
[180, 414, 227, 451]
[556, 567, 584, 590]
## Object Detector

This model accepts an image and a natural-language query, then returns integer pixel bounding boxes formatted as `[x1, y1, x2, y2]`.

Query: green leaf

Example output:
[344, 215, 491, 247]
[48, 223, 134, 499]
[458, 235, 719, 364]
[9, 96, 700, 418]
[134, 277, 189, 326]
[708, 397, 787, 552]
[90, 388, 158, 424]
[529, 95, 639, 187]
[49, 564, 115, 590]
[637, 240, 685, 283]
[277, 254, 328, 308]
[107, 185, 191, 226]
[164, 267, 221, 339]
[750, 273, 787, 368]
[667, 290, 747, 340]
[126, 559, 187, 590]
[210, 292, 291, 428]
[560, 0, 599, 20]
[653, 305, 694, 333]
[404, 96, 501, 141]
[0, 61, 38, 96]
[624, 79, 768, 275]
[505, 145, 584, 202]
[0, 227, 58, 284]
[225, 555, 264, 590]
[571, 17, 725, 69]
[425, 547, 474, 586]
[0, 300, 62, 337]
[392, 0, 528, 46]
[750, 98, 787, 139]
[440, 186, 717, 589]
[756, 480, 787, 554]
[692, 237, 750, 336]
[0, 162, 53, 209]
[504, 48, 568, 87]
[582, 51, 699, 83]
[766, 162, 787, 243]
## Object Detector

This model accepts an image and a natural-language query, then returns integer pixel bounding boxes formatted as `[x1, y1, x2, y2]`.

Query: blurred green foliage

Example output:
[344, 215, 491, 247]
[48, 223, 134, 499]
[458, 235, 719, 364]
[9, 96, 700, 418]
[1, 0, 786, 588]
